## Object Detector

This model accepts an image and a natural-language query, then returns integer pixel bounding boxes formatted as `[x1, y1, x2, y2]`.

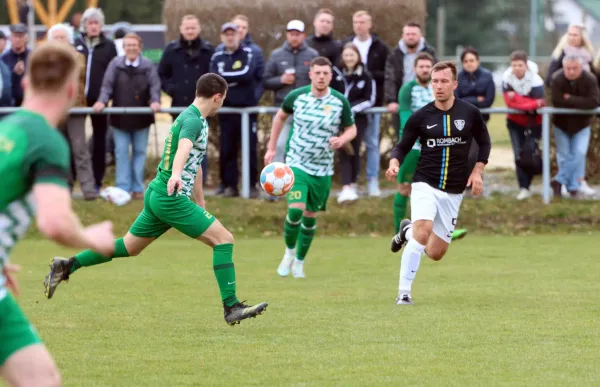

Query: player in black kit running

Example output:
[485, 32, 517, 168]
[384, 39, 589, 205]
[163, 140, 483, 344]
[385, 61, 492, 305]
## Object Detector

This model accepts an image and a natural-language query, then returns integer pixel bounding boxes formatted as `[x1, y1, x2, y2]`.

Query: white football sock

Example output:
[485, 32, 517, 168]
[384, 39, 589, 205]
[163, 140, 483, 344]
[399, 238, 425, 292]
[285, 247, 296, 257]
[405, 225, 413, 241]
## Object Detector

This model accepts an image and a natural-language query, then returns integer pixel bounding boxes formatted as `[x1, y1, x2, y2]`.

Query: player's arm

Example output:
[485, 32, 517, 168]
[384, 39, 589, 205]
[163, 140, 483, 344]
[467, 109, 492, 195]
[330, 95, 357, 149]
[169, 118, 202, 195]
[30, 140, 114, 255]
[390, 113, 420, 168]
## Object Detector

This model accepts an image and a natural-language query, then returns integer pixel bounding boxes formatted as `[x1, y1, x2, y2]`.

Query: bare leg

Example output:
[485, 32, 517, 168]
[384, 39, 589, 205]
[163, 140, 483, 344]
[0, 345, 61, 387]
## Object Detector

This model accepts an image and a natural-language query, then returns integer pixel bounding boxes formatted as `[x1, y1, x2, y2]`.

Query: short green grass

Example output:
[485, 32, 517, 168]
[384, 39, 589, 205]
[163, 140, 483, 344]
[10, 235, 600, 386]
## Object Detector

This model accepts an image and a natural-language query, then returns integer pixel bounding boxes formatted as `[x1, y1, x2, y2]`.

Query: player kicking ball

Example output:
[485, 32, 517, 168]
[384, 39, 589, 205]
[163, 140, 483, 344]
[393, 52, 468, 240]
[1, 43, 115, 387]
[44, 73, 268, 326]
[264, 56, 357, 278]
[386, 61, 491, 305]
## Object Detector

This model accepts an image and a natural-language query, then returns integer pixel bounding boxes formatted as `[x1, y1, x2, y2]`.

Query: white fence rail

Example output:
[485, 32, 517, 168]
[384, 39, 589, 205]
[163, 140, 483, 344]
[2, 106, 599, 203]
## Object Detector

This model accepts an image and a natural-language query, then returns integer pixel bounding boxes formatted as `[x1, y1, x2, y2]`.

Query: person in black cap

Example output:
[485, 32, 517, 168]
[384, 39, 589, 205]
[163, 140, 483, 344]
[1, 24, 30, 107]
[210, 22, 260, 197]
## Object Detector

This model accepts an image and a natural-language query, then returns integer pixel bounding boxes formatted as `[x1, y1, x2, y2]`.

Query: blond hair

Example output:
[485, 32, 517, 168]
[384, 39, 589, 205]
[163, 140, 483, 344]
[552, 24, 594, 59]
[352, 10, 371, 21]
[26, 42, 79, 93]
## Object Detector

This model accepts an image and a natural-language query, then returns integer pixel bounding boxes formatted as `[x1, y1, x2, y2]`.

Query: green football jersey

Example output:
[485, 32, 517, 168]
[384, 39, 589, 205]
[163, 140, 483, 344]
[149, 104, 208, 197]
[0, 110, 70, 301]
[282, 86, 355, 177]
[398, 79, 434, 150]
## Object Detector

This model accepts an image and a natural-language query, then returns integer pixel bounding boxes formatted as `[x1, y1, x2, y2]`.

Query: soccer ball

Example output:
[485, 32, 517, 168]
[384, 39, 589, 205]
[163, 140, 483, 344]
[260, 162, 295, 196]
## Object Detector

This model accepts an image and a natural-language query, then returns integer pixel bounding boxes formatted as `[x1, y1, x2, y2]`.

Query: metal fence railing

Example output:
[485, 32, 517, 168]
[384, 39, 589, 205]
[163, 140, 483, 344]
[1, 106, 598, 204]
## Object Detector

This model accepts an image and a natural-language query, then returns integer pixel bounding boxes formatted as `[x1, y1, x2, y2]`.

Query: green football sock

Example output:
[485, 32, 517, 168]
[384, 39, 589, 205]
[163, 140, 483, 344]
[213, 243, 239, 307]
[393, 193, 409, 234]
[70, 238, 130, 273]
[284, 208, 303, 249]
[296, 217, 316, 261]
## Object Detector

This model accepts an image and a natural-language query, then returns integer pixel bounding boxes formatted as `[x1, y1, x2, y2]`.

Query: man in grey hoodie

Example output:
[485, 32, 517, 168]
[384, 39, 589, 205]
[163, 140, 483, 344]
[263, 20, 318, 168]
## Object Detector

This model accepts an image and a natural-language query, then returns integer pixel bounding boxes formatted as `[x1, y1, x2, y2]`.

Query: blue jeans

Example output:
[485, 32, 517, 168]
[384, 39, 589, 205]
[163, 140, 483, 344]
[365, 114, 381, 180]
[112, 126, 150, 193]
[553, 126, 591, 191]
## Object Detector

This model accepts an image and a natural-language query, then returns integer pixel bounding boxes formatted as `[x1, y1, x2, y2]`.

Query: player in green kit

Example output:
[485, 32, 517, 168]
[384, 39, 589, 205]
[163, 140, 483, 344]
[393, 53, 467, 239]
[264, 57, 357, 278]
[0, 43, 115, 387]
[44, 73, 268, 326]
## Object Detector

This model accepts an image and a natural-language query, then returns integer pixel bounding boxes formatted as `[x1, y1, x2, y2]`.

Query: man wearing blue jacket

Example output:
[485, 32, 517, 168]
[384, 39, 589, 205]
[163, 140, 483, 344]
[210, 23, 260, 198]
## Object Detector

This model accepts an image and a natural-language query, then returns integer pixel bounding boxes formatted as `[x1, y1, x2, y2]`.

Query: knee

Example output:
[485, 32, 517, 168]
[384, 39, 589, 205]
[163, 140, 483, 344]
[214, 229, 234, 245]
[412, 228, 430, 245]
[426, 248, 445, 261]
[398, 184, 411, 196]
[22, 365, 61, 387]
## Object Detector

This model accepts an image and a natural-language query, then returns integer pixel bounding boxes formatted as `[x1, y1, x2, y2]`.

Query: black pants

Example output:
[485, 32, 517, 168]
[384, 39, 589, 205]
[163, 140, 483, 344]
[338, 115, 368, 185]
[89, 114, 108, 189]
[507, 120, 541, 189]
[219, 112, 258, 190]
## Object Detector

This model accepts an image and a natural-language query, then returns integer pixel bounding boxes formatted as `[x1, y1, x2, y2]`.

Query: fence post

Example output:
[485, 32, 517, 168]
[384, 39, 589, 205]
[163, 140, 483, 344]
[541, 109, 551, 204]
[241, 110, 250, 199]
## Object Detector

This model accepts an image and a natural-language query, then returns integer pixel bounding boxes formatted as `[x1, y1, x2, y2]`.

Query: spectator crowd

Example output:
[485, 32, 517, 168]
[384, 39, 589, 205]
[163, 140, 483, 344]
[1, 8, 599, 202]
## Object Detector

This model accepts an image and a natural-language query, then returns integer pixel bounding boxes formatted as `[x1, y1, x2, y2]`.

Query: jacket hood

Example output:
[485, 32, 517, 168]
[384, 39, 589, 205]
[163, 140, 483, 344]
[399, 37, 425, 54]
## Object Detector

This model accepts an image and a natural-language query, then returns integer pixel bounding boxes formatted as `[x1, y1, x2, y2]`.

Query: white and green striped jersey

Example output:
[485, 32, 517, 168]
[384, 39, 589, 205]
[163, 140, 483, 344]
[282, 86, 355, 176]
[0, 110, 70, 301]
[398, 79, 434, 151]
[149, 104, 209, 197]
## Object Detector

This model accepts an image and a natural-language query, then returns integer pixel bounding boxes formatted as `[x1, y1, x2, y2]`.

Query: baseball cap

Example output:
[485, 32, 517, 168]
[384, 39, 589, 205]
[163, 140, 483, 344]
[9, 23, 27, 34]
[221, 22, 238, 33]
[286, 20, 305, 32]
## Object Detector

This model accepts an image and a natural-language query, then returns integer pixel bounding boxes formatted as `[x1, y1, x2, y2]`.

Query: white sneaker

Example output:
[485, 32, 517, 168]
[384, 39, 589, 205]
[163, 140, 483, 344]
[291, 258, 305, 278]
[516, 188, 531, 200]
[337, 186, 358, 203]
[578, 180, 596, 196]
[561, 184, 570, 198]
[277, 249, 295, 277]
[368, 178, 381, 197]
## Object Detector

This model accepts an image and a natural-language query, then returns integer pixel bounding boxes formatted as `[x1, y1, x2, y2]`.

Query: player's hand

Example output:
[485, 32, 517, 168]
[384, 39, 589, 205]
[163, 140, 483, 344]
[467, 171, 484, 196]
[84, 221, 115, 256]
[168, 174, 183, 196]
[197, 198, 206, 209]
[385, 166, 400, 181]
[264, 149, 276, 165]
[93, 102, 106, 112]
[3, 263, 21, 296]
[329, 136, 345, 149]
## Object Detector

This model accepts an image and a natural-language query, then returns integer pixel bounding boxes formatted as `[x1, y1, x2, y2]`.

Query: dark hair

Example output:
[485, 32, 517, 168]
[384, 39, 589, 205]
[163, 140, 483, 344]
[431, 60, 458, 80]
[114, 28, 128, 39]
[460, 46, 479, 62]
[340, 42, 363, 70]
[510, 50, 528, 63]
[310, 56, 332, 68]
[404, 21, 421, 30]
[414, 52, 434, 67]
[196, 73, 228, 98]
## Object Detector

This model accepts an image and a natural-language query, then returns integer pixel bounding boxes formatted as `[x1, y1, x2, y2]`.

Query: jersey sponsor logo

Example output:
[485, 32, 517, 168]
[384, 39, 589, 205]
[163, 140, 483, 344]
[426, 124, 437, 129]
[232, 60, 242, 70]
[357, 80, 365, 89]
[426, 137, 466, 147]
[454, 119, 465, 131]
[0, 135, 15, 153]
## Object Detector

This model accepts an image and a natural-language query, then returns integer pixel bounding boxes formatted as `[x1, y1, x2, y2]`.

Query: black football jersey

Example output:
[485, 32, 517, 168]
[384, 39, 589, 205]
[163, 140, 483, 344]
[390, 98, 492, 194]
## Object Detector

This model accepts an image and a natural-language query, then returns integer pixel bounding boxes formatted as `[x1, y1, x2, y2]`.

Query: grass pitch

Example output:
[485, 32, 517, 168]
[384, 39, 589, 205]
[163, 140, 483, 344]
[10, 234, 600, 386]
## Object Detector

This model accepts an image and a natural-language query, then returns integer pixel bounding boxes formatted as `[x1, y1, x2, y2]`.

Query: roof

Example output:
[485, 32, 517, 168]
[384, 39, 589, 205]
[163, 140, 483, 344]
[575, 0, 600, 21]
